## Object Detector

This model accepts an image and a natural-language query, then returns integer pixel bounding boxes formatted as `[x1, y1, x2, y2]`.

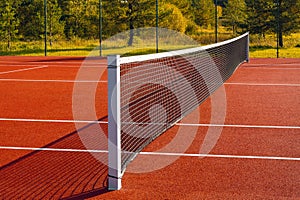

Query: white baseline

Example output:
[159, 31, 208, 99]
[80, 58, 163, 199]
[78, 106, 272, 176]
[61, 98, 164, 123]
[0, 118, 299, 129]
[0, 146, 299, 161]
[0, 78, 107, 83]
[225, 82, 300, 87]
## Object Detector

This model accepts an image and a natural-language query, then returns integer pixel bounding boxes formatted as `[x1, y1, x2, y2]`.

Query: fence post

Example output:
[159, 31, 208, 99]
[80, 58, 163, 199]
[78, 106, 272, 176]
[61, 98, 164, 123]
[44, 0, 47, 56]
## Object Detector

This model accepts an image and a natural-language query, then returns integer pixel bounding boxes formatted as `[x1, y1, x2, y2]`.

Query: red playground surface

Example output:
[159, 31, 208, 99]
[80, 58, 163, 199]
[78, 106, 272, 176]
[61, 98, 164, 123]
[0, 56, 299, 199]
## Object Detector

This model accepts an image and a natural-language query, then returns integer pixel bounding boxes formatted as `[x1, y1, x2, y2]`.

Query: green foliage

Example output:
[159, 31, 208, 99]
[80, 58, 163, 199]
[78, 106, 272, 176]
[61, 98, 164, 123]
[159, 3, 187, 33]
[0, 0, 300, 55]
[47, 0, 65, 45]
[192, 0, 215, 28]
[0, 0, 20, 49]
[17, 0, 44, 40]
[222, 0, 247, 35]
[245, 0, 274, 36]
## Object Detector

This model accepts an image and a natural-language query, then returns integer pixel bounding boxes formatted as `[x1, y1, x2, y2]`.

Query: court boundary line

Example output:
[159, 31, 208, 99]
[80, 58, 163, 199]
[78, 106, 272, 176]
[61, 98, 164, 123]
[177, 123, 300, 129]
[0, 65, 48, 75]
[1, 146, 299, 161]
[0, 118, 299, 129]
[0, 64, 106, 68]
[241, 67, 300, 70]
[243, 63, 300, 66]
[0, 78, 107, 83]
[225, 83, 300, 87]
[0, 62, 106, 66]
[0, 79, 298, 86]
[0, 118, 107, 124]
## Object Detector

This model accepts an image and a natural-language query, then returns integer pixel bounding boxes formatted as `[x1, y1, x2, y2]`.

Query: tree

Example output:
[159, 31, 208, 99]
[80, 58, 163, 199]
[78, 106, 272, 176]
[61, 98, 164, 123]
[101, 0, 128, 38]
[273, 0, 300, 47]
[246, 0, 300, 47]
[222, 0, 247, 35]
[17, 0, 45, 40]
[0, 0, 20, 49]
[192, 0, 215, 28]
[126, 0, 158, 45]
[47, 0, 65, 45]
[165, 0, 193, 21]
[245, 0, 274, 36]
[159, 3, 187, 33]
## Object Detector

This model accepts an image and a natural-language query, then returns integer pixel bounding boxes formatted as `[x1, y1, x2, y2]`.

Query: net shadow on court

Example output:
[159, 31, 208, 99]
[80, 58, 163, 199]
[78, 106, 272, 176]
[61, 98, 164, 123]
[0, 117, 110, 200]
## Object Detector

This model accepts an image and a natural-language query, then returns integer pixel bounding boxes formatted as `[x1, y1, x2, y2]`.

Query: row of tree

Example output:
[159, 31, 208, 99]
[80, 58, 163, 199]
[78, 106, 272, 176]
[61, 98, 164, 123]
[0, 0, 299, 48]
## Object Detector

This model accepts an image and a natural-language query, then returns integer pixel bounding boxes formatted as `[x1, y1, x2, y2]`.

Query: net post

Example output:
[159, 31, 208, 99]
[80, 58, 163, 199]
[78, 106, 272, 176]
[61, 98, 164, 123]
[246, 32, 250, 62]
[107, 55, 122, 190]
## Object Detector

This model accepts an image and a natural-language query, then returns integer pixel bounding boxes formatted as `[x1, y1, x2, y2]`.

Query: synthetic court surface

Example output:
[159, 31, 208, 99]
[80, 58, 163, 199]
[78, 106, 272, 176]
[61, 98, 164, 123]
[0, 56, 299, 199]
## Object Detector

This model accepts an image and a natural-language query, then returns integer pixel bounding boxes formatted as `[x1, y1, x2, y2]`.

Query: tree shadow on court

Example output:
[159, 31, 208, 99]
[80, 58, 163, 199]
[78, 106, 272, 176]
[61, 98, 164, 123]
[0, 116, 111, 199]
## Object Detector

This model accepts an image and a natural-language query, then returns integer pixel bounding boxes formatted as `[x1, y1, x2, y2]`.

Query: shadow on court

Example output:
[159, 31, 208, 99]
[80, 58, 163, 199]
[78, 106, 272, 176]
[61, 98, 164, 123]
[0, 117, 110, 199]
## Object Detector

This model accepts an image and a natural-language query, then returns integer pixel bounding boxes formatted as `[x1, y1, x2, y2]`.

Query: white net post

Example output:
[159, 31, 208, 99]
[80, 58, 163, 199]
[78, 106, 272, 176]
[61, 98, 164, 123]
[108, 55, 122, 190]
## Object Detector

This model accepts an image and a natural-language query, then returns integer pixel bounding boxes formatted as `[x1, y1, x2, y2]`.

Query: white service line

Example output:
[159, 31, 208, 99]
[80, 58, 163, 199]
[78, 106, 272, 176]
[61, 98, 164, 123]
[225, 82, 300, 87]
[242, 67, 300, 70]
[0, 64, 107, 68]
[0, 118, 298, 129]
[244, 63, 300, 66]
[176, 123, 300, 129]
[0, 118, 108, 124]
[0, 78, 107, 83]
[0, 61, 106, 65]
[0, 146, 108, 153]
[0, 146, 299, 161]
[0, 65, 48, 75]
[139, 151, 300, 161]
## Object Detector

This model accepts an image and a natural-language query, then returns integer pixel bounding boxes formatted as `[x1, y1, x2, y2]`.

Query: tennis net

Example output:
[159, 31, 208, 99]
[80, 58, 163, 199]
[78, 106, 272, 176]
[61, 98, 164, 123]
[107, 32, 249, 190]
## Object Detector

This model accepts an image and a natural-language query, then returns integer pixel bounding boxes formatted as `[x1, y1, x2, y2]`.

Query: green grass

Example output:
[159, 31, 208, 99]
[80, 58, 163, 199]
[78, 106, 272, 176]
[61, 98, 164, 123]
[1, 31, 299, 58]
[0, 40, 99, 56]
[250, 47, 300, 58]
[249, 32, 300, 58]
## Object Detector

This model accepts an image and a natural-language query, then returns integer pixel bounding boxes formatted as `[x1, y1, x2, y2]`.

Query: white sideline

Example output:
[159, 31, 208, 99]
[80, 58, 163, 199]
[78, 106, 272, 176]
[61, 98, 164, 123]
[0, 62, 106, 66]
[177, 123, 300, 129]
[0, 146, 108, 153]
[244, 63, 300, 67]
[139, 152, 300, 161]
[0, 78, 107, 83]
[0, 65, 48, 75]
[225, 82, 300, 87]
[0, 118, 299, 129]
[242, 67, 300, 70]
[0, 118, 107, 124]
[0, 146, 299, 161]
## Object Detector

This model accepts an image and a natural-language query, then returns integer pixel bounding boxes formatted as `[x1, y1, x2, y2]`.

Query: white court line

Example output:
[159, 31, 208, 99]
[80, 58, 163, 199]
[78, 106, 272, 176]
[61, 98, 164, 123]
[0, 65, 48, 75]
[0, 146, 108, 153]
[225, 82, 300, 87]
[242, 67, 300, 70]
[0, 118, 108, 124]
[139, 152, 300, 161]
[177, 123, 300, 129]
[0, 146, 299, 161]
[0, 64, 107, 68]
[0, 118, 298, 129]
[0, 78, 107, 83]
[244, 63, 300, 66]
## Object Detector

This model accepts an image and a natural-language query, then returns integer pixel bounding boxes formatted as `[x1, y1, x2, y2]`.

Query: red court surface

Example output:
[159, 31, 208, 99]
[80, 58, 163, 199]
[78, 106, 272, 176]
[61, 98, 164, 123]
[0, 56, 299, 199]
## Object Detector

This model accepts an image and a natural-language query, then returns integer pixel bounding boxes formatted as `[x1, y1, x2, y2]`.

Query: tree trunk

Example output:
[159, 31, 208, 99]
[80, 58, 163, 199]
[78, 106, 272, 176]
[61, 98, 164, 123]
[49, 7, 52, 46]
[278, 0, 283, 47]
[7, 39, 10, 50]
[279, 25, 283, 47]
[7, 24, 11, 49]
[128, 20, 134, 46]
[127, 3, 134, 46]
